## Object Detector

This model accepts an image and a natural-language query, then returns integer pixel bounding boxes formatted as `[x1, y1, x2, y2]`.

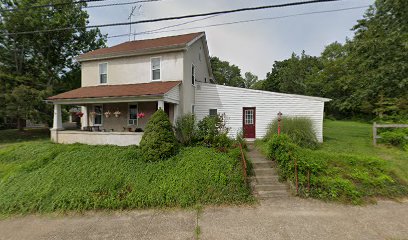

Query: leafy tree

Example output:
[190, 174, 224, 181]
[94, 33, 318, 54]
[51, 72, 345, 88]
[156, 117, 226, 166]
[210, 56, 245, 87]
[242, 72, 258, 89]
[263, 52, 322, 95]
[140, 109, 179, 162]
[0, 0, 106, 128]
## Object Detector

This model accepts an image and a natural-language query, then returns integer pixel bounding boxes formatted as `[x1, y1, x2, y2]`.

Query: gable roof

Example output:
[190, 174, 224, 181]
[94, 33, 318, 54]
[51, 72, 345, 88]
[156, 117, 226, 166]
[47, 81, 181, 101]
[78, 32, 204, 62]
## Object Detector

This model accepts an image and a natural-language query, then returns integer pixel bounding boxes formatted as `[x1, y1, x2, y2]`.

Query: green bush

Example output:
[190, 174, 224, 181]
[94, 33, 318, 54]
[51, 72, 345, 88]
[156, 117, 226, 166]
[0, 142, 253, 214]
[265, 116, 318, 149]
[197, 114, 230, 147]
[139, 109, 179, 162]
[266, 134, 408, 204]
[235, 129, 247, 150]
[174, 114, 197, 146]
[380, 130, 407, 147]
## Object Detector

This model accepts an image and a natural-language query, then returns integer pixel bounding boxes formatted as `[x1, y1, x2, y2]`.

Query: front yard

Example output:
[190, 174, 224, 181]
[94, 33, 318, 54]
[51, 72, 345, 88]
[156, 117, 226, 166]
[256, 120, 408, 204]
[0, 137, 252, 215]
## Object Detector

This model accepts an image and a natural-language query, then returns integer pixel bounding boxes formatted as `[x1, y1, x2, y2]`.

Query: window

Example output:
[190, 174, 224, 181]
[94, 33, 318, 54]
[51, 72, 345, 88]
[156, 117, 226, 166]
[93, 105, 103, 126]
[191, 105, 195, 114]
[209, 109, 217, 116]
[128, 104, 138, 125]
[205, 77, 207, 83]
[191, 64, 196, 85]
[99, 63, 107, 84]
[151, 57, 161, 81]
[244, 109, 254, 125]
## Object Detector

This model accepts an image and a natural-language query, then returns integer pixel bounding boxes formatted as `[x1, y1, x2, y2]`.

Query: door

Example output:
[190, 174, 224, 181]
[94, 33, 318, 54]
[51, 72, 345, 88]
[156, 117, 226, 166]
[243, 107, 256, 138]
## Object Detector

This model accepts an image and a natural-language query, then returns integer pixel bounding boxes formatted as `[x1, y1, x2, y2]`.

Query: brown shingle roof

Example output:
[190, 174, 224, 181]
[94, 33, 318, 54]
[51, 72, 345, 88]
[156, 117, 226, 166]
[79, 32, 204, 61]
[48, 81, 181, 100]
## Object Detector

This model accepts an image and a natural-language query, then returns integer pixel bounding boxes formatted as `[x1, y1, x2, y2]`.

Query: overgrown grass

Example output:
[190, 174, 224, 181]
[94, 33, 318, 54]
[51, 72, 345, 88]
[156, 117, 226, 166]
[257, 120, 408, 204]
[0, 141, 252, 215]
[265, 116, 318, 149]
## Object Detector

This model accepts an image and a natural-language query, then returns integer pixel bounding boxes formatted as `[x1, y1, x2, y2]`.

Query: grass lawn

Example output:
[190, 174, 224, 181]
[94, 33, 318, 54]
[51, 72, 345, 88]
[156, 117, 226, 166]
[322, 120, 408, 183]
[0, 131, 252, 215]
[256, 120, 408, 204]
[0, 129, 50, 147]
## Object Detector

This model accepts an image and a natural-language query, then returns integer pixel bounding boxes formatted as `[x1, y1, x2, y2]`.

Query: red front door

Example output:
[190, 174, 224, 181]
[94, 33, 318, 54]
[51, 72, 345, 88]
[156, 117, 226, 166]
[243, 107, 256, 138]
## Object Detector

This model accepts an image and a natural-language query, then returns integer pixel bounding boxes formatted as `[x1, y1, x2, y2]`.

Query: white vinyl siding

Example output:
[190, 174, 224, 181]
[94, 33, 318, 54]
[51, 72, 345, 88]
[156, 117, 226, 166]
[195, 83, 328, 142]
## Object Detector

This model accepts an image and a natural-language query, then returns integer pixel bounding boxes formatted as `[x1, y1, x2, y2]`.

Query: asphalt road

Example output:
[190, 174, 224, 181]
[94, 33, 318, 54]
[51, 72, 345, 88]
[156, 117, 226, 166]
[1, 197, 407, 240]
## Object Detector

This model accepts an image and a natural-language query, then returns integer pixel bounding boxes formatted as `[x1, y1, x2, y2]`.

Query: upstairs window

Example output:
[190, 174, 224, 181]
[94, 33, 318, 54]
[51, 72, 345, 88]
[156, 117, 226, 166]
[99, 63, 107, 84]
[191, 64, 196, 85]
[151, 57, 161, 81]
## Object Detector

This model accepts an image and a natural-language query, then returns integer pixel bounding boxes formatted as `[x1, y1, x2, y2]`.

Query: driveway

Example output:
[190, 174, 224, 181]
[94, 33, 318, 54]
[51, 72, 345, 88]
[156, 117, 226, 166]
[1, 197, 407, 240]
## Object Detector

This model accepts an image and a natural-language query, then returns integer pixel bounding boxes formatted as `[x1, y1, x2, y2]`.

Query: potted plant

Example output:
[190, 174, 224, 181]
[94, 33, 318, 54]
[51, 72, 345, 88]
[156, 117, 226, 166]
[104, 111, 112, 118]
[114, 110, 121, 118]
[89, 111, 97, 117]
[75, 112, 84, 118]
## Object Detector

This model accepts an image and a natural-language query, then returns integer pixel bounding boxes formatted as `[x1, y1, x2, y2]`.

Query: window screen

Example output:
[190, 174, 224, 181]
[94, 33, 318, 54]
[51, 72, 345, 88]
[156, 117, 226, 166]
[99, 63, 107, 84]
[209, 109, 217, 116]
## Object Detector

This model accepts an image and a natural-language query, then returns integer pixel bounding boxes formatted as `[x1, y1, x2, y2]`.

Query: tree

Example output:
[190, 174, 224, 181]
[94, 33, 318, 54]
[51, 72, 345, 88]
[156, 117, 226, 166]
[210, 56, 245, 87]
[0, 0, 106, 128]
[139, 109, 179, 162]
[243, 72, 258, 89]
[262, 52, 322, 95]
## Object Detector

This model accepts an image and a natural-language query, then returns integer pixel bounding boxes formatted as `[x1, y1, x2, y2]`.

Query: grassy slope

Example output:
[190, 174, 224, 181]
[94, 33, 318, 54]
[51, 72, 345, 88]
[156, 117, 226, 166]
[256, 120, 408, 203]
[0, 131, 252, 214]
[322, 120, 408, 183]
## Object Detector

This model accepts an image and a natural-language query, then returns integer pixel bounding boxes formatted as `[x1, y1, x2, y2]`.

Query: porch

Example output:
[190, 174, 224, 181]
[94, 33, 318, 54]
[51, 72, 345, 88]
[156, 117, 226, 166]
[47, 81, 181, 146]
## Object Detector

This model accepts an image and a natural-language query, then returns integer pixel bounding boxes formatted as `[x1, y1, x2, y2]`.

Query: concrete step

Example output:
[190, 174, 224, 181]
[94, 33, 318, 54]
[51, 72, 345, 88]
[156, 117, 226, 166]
[254, 168, 277, 177]
[256, 176, 280, 184]
[254, 184, 287, 192]
[257, 190, 290, 198]
[252, 161, 273, 169]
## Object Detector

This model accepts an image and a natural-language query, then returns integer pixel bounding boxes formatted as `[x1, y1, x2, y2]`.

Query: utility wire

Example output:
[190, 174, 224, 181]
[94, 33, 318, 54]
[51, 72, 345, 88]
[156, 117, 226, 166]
[85, 0, 162, 9]
[1, 0, 342, 36]
[109, 5, 369, 39]
[0, 0, 107, 12]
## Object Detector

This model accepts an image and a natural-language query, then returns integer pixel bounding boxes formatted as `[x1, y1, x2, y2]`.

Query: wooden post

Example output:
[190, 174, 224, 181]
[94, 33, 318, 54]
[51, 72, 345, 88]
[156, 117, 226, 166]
[373, 122, 377, 146]
[295, 158, 298, 195]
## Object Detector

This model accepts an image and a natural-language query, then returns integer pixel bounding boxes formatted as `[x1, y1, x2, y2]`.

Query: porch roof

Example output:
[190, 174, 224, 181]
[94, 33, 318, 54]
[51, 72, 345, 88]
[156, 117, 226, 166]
[47, 81, 181, 101]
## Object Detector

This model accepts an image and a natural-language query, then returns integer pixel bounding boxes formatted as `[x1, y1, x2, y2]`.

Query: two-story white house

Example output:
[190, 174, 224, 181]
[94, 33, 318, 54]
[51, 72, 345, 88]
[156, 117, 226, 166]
[48, 32, 330, 146]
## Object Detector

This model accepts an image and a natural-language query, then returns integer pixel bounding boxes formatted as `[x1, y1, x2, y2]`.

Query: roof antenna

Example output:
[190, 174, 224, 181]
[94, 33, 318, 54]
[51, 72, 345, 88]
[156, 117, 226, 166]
[128, 6, 137, 42]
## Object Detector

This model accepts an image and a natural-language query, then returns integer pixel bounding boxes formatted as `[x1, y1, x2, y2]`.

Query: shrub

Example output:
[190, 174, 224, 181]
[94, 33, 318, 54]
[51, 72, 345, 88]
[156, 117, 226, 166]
[174, 114, 197, 146]
[197, 114, 230, 147]
[235, 129, 247, 150]
[265, 134, 408, 204]
[265, 116, 318, 149]
[380, 130, 407, 147]
[139, 109, 179, 162]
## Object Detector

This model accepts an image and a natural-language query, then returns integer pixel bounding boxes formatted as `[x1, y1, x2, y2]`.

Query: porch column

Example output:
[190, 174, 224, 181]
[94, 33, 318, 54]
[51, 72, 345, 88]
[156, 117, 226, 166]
[81, 106, 88, 129]
[157, 100, 164, 110]
[52, 104, 63, 130]
[173, 104, 179, 123]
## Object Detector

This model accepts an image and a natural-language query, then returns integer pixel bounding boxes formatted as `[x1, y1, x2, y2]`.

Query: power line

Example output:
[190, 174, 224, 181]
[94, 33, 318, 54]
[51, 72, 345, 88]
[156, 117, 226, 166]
[1, 0, 342, 36]
[109, 5, 369, 39]
[85, 0, 162, 9]
[0, 0, 106, 12]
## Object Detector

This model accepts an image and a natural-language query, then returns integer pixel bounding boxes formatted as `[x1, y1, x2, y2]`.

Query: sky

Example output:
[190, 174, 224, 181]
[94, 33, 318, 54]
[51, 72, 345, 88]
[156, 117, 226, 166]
[86, 0, 375, 79]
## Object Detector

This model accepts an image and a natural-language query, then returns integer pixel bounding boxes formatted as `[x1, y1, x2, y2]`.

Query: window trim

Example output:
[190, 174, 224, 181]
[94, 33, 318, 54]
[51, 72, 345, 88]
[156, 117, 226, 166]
[128, 103, 139, 126]
[92, 104, 103, 126]
[150, 56, 162, 81]
[191, 64, 196, 86]
[99, 62, 108, 85]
